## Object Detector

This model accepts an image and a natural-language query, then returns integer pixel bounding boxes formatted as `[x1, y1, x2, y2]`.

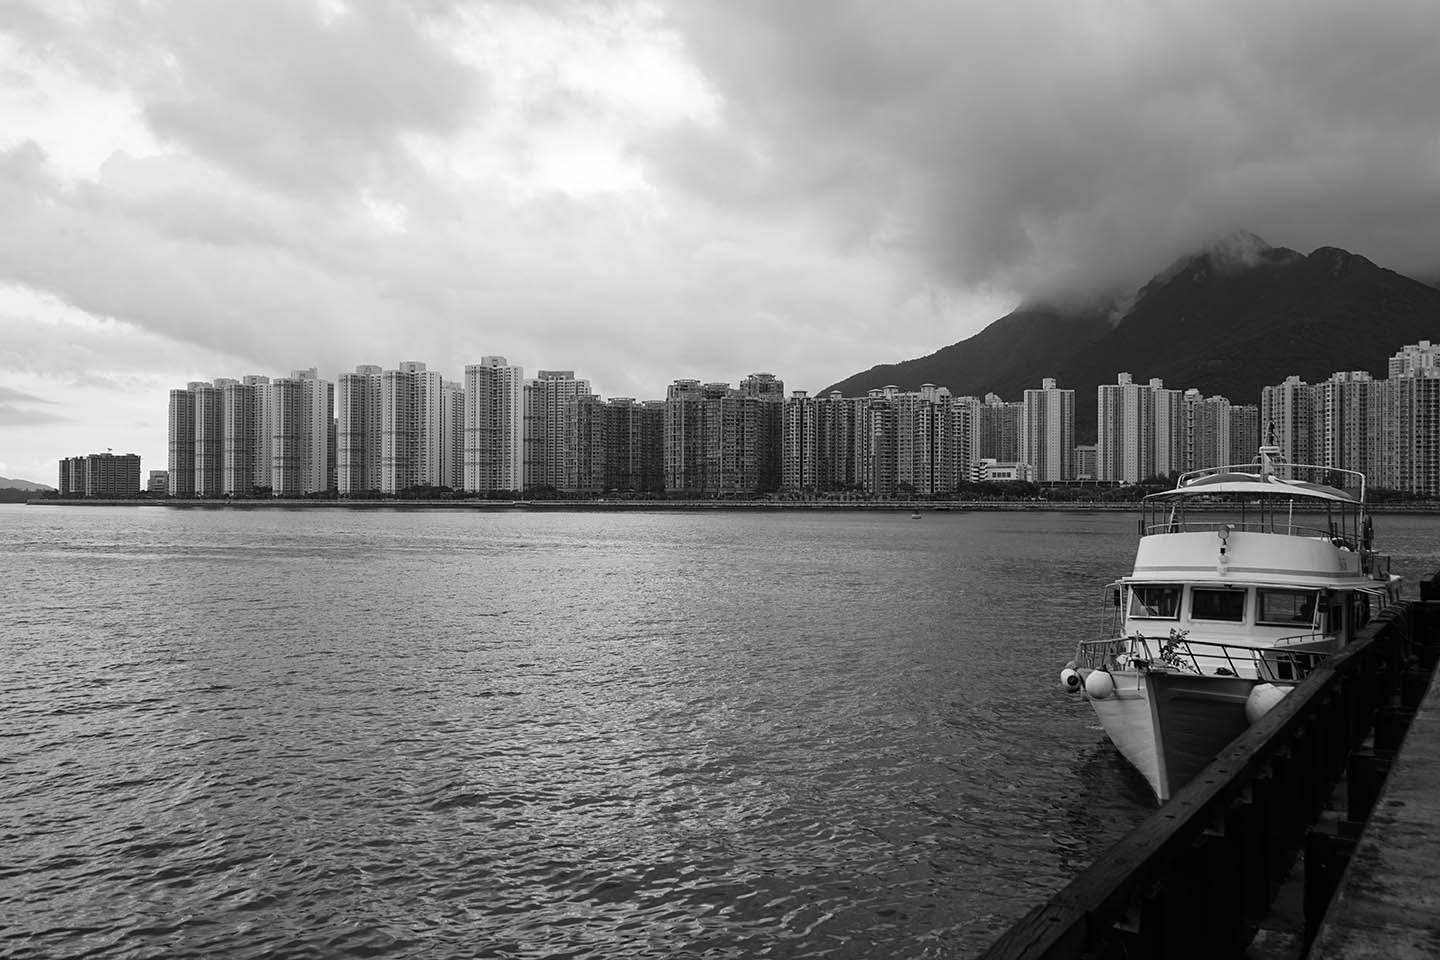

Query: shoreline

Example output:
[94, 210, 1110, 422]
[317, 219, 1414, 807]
[22, 498, 1440, 513]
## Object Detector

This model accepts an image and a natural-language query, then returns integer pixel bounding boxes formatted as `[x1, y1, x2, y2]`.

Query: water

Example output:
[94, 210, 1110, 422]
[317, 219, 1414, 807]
[2, 505, 1435, 959]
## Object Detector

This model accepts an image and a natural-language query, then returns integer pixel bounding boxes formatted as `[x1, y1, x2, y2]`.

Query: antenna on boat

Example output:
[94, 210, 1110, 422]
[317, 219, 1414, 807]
[1257, 422, 1285, 479]
[1258, 443, 1283, 479]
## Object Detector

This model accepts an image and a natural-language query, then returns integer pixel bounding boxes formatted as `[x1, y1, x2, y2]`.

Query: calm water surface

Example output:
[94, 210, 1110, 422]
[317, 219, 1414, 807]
[3, 505, 1436, 959]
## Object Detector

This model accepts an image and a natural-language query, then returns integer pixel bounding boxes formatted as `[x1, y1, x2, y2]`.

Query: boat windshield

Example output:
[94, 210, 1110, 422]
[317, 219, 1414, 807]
[1141, 458, 1367, 546]
[1141, 493, 1364, 546]
[1129, 584, 1181, 619]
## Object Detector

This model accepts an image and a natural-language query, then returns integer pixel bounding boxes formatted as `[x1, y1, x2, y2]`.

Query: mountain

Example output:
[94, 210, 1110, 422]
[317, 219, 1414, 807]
[820, 236, 1440, 440]
[0, 476, 54, 492]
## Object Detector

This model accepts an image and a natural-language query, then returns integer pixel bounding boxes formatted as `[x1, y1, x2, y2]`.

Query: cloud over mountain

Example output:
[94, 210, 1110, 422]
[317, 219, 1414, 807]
[653, 1, 1440, 298]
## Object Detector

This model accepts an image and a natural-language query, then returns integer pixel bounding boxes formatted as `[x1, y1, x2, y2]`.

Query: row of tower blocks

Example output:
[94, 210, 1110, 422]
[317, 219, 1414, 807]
[164, 341, 1440, 499]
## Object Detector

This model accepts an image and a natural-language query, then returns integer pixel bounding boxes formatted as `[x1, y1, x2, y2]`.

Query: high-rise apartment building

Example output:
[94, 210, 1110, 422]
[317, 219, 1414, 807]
[887, 384, 952, 495]
[220, 379, 255, 495]
[562, 396, 665, 494]
[524, 371, 591, 492]
[782, 391, 817, 492]
[950, 396, 979, 483]
[662, 378, 782, 495]
[1022, 378, 1075, 482]
[1312, 372, 1381, 478]
[568, 394, 609, 494]
[244, 376, 274, 491]
[975, 393, 1023, 463]
[809, 392, 862, 493]
[171, 377, 270, 497]
[738, 374, 784, 493]
[1388, 340, 1440, 379]
[1150, 379, 1184, 478]
[1097, 374, 1155, 484]
[1182, 390, 1230, 472]
[464, 357, 524, 494]
[632, 400, 666, 494]
[271, 368, 333, 496]
[1388, 375, 1440, 496]
[1228, 405, 1260, 466]
[271, 375, 304, 497]
[381, 361, 444, 494]
[862, 389, 898, 497]
[337, 364, 383, 495]
[1260, 375, 1313, 464]
[58, 456, 86, 496]
[441, 381, 465, 490]
[168, 386, 197, 497]
[663, 379, 705, 493]
[192, 381, 224, 497]
[1247, 346, 1440, 494]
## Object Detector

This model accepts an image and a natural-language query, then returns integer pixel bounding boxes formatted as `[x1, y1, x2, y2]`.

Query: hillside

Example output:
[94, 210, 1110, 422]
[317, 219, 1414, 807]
[820, 236, 1440, 439]
[0, 476, 54, 492]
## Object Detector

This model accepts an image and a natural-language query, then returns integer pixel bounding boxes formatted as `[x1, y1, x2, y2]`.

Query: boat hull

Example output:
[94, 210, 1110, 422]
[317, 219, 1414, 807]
[1084, 668, 1258, 802]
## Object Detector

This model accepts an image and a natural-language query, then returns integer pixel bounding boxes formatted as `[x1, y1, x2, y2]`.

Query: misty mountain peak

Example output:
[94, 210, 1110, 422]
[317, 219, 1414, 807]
[819, 235, 1440, 445]
[1202, 230, 1272, 267]
[1147, 231, 1276, 290]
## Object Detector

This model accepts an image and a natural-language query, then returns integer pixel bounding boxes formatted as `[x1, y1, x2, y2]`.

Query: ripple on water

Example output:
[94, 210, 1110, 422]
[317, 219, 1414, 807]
[0, 505, 1225, 959]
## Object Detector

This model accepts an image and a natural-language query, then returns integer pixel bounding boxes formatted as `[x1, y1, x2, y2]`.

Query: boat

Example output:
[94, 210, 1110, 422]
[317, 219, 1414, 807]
[1061, 444, 1401, 803]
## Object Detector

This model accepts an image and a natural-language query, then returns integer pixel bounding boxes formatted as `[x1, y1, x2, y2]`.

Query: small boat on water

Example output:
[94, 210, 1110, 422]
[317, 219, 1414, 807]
[1062, 444, 1401, 803]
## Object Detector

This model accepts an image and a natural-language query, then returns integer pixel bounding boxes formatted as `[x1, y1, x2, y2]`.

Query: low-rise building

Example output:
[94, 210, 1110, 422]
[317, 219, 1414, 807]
[58, 453, 142, 498]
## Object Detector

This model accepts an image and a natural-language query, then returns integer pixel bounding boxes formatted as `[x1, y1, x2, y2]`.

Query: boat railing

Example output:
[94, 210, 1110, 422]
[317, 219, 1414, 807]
[1176, 458, 1366, 496]
[1140, 517, 1347, 542]
[1075, 633, 1333, 683]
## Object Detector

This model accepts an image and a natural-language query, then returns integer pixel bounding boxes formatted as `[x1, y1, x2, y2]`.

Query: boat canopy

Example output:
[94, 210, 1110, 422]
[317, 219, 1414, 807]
[1147, 473, 1357, 504]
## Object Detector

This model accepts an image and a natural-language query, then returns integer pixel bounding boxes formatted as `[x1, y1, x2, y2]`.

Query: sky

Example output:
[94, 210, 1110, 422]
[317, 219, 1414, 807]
[3, 0, 1439, 485]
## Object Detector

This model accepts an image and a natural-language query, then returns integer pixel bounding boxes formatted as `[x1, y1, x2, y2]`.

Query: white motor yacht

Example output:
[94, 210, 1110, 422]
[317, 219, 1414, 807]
[1063, 444, 1402, 803]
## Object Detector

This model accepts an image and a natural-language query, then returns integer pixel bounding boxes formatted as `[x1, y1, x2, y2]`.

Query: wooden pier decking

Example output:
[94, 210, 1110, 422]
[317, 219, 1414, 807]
[1308, 631, 1440, 959]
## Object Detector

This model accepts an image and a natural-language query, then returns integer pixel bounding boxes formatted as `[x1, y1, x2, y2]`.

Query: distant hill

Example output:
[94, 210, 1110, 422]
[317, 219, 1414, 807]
[820, 235, 1440, 440]
[0, 476, 54, 492]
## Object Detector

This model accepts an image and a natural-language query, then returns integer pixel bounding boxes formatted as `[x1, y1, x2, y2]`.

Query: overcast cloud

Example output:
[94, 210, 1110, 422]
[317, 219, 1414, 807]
[2, 0, 1438, 482]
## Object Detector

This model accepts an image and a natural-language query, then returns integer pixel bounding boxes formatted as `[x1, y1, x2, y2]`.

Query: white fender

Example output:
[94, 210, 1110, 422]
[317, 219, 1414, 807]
[1245, 683, 1290, 724]
[1085, 670, 1115, 700]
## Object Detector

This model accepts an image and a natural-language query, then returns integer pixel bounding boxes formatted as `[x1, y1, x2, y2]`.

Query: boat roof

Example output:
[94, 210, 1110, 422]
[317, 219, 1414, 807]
[1146, 471, 1358, 503]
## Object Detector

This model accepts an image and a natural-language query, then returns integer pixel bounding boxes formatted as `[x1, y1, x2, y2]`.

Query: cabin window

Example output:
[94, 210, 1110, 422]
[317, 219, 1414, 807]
[1258, 589, 1319, 627]
[1129, 584, 1180, 619]
[1350, 593, 1371, 628]
[1192, 588, 1246, 622]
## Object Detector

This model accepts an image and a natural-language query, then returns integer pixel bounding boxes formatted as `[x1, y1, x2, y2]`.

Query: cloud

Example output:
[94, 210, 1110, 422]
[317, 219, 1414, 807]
[3, 0, 483, 199]
[0, 384, 57, 405]
[0, 385, 68, 426]
[0, 403, 69, 426]
[652, 0, 1440, 297]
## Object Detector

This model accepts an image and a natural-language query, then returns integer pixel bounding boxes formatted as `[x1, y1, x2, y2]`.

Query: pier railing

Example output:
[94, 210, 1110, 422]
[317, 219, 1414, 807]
[980, 591, 1440, 960]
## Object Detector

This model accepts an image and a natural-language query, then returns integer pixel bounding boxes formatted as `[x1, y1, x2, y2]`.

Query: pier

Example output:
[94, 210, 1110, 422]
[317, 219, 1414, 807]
[980, 583, 1440, 960]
